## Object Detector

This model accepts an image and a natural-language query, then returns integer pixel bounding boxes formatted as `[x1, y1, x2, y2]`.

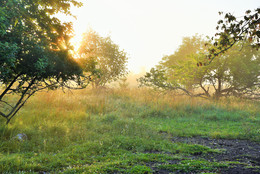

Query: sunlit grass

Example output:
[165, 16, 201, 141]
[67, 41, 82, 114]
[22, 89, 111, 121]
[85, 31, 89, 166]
[0, 88, 259, 172]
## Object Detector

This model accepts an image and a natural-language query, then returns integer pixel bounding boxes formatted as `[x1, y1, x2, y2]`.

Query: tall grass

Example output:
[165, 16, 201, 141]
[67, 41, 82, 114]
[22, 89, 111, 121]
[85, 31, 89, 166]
[0, 87, 259, 173]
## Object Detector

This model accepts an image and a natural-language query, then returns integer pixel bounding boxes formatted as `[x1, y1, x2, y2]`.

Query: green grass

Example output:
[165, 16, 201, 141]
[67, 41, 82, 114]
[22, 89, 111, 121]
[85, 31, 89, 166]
[0, 88, 259, 173]
[140, 108, 259, 140]
[158, 159, 228, 173]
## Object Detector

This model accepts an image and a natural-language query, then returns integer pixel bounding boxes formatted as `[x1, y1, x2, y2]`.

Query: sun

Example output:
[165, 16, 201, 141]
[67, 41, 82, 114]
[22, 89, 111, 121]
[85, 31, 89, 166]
[70, 34, 82, 53]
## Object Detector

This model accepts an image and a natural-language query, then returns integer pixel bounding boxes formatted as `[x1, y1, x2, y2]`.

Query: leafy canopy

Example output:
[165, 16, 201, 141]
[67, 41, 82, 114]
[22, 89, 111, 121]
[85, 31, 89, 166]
[199, 8, 260, 65]
[78, 30, 128, 88]
[139, 36, 260, 100]
[0, 0, 85, 123]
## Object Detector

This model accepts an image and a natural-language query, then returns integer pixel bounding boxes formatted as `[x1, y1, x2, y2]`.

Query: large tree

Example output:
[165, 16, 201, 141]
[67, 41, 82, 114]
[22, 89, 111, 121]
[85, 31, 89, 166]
[78, 30, 128, 88]
[0, 0, 85, 124]
[139, 36, 260, 100]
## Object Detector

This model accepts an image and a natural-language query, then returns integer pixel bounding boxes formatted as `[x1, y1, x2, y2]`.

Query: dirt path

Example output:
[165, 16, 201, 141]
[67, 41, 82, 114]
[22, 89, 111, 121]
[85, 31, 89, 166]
[171, 137, 260, 174]
[150, 136, 260, 174]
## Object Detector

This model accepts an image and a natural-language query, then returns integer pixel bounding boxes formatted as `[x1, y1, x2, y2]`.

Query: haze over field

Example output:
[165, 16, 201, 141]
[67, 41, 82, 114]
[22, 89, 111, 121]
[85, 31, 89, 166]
[62, 0, 260, 73]
[0, 1, 259, 173]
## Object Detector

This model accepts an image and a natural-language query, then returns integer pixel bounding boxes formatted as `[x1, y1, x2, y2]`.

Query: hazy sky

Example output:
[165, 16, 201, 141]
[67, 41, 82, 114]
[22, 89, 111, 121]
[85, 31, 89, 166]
[64, 0, 259, 73]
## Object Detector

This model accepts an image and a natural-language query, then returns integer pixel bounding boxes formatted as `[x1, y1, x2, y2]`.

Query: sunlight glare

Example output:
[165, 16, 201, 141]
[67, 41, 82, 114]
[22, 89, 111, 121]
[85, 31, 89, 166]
[70, 34, 82, 53]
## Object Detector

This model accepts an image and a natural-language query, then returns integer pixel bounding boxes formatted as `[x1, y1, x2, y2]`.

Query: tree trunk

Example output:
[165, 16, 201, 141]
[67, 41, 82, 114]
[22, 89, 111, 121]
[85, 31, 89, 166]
[214, 77, 222, 100]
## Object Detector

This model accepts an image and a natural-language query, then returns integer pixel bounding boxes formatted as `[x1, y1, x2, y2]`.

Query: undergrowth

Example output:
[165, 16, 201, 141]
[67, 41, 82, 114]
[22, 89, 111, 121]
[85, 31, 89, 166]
[0, 88, 259, 173]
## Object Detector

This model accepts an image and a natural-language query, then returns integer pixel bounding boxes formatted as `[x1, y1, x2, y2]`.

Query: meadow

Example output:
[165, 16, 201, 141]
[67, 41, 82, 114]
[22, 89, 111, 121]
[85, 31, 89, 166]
[0, 88, 259, 173]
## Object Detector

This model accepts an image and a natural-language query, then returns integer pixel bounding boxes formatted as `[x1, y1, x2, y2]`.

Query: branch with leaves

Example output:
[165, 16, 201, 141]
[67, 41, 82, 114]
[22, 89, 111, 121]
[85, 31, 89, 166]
[137, 68, 209, 99]
[197, 8, 260, 66]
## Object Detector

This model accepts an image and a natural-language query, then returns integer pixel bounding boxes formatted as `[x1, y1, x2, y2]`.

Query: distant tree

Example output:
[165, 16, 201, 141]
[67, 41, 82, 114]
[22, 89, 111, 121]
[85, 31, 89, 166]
[119, 77, 129, 89]
[158, 34, 206, 90]
[201, 41, 259, 99]
[199, 8, 260, 65]
[0, 0, 86, 124]
[139, 36, 260, 100]
[78, 30, 128, 88]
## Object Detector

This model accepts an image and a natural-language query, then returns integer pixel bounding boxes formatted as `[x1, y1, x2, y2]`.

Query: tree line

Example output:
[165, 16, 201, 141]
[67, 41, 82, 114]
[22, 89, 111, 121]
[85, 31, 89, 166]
[0, 0, 128, 124]
[0, 0, 259, 123]
[138, 35, 259, 100]
[138, 8, 259, 100]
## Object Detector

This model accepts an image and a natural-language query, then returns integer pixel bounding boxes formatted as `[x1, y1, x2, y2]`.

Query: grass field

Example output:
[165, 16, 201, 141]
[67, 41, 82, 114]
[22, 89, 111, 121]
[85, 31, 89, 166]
[0, 88, 259, 173]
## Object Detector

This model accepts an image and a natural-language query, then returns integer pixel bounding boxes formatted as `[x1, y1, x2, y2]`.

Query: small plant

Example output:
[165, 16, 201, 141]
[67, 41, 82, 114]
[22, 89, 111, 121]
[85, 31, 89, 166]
[128, 165, 153, 174]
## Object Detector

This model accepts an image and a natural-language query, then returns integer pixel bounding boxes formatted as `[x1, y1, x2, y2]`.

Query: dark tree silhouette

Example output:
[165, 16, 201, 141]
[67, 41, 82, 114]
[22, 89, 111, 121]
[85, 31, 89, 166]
[0, 0, 87, 124]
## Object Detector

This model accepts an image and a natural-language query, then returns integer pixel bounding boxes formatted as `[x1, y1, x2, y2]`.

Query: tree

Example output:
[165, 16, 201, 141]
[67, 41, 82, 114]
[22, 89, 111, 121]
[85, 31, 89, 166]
[201, 41, 259, 99]
[157, 34, 206, 90]
[200, 8, 260, 65]
[78, 30, 128, 88]
[138, 36, 260, 100]
[0, 0, 86, 124]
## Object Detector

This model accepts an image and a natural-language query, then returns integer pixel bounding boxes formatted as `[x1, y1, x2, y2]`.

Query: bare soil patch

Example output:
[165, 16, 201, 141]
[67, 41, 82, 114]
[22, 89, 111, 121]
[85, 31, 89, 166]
[172, 137, 260, 174]
[151, 136, 260, 173]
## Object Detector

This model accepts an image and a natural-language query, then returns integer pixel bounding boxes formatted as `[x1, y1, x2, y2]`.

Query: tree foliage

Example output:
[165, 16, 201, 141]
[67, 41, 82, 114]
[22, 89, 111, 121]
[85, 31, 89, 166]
[139, 36, 260, 100]
[78, 30, 128, 88]
[199, 8, 260, 65]
[0, 0, 85, 123]
[158, 35, 206, 90]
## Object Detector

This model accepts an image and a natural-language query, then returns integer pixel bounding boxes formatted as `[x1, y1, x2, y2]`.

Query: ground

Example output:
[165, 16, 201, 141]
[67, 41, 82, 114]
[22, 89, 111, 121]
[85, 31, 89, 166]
[168, 136, 260, 173]
[0, 88, 259, 173]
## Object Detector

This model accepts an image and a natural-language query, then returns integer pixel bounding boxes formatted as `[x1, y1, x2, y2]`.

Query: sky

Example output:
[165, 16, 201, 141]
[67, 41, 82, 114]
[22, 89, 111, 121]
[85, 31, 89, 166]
[62, 0, 259, 73]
